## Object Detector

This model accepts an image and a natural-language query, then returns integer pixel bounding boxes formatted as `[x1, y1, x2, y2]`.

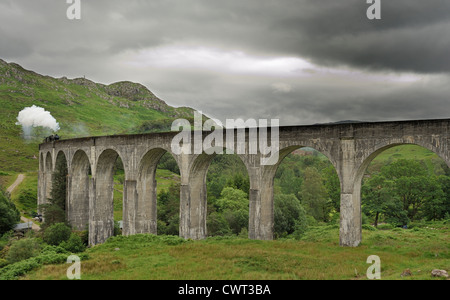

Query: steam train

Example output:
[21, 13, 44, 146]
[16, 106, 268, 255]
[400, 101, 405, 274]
[43, 134, 60, 143]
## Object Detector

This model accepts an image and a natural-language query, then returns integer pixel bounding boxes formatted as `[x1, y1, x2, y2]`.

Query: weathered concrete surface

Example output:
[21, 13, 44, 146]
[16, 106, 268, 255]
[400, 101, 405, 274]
[38, 119, 450, 246]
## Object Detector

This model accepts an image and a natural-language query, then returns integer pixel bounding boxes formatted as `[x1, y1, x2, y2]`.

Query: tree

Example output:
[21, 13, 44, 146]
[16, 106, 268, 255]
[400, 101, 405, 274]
[300, 167, 330, 222]
[433, 175, 450, 220]
[279, 168, 302, 200]
[216, 187, 248, 212]
[381, 159, 427, 179]
[157, 183, 180, 235]
[362, 174, 393, 227]
[225, 173, 250, 197]
[207, 212, 230, 236]
[215, 187, 249, 235]
[50, 159, 68, 211]
[362, 159, 448, 224]
[274, 193, 307, 238]
[43, 223, 72, 246]
[323, 165, 340, 212]
[40, 158, 68, 227]
[393, 176, 443, 221]
[0, 189, 20, 235]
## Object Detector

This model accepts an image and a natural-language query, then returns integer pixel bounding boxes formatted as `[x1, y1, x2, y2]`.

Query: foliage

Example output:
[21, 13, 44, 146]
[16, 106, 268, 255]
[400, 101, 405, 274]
[39, 159, 68, 228]
[50, 159, 67, 211]
[6, 238, 41, 264]
[362, 159, 450, 226]
[323, 165, 341, 212]
[274, 193, 307, 238]
[362, 174, 393, 227]
[16, 188, 36, 212]
[207, 212, 231, 236]
[206, 155, 249, 201]
[215, 187, 249, 235]
[0, 189, 20, 235]
[300, 167, 330, 222]
[60, 233, 86, 253]
[42, 223, 72, 246]
[158, 152, 180, 174]
[0, 244, 89, 280]
[157, 183, 180, 236]
[279, 168, 302, 200]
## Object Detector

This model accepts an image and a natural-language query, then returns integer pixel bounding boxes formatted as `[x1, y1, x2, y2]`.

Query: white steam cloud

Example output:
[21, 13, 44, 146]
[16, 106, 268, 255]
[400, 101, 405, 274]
[16, 105, 60, 139]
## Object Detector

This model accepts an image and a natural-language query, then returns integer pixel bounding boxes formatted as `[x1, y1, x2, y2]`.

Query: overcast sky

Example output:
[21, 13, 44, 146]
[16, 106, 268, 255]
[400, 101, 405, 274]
[1, 0, 450, 125]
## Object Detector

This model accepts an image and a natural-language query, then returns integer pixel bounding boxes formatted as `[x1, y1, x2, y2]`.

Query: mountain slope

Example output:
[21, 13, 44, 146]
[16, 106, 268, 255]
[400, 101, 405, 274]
[0, 58, 196, 172]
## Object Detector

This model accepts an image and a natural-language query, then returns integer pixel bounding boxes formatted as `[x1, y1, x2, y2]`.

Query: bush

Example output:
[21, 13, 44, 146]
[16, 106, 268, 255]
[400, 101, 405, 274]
[0, 258, 8, 268]
[0, 244, 90, 280]
[60, 233, 86, 253]
[0, 257, 40, 280]
[43, 223, 72, 246]
[207, 212, 231, 236]
[274, 194, 307, 238]
[0, 191, 20, 235]
[362, 224, 377, 231]
[6, 238, 41, 264]
[377, 223, 394, 230]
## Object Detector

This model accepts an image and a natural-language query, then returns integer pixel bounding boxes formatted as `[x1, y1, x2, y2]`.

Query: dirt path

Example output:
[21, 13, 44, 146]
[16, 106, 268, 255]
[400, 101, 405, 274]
[7, 173, 25, 194]
[20, 216, 41, 231]
[7, 173, 41, 231]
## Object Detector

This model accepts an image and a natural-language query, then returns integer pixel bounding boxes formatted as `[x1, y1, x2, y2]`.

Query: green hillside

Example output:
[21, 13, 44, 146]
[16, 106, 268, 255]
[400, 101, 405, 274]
[0, 58, 195, 172]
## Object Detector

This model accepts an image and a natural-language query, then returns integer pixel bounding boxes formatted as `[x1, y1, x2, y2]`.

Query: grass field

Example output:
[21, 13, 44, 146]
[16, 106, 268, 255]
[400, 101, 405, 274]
[22, 222, 449, 280]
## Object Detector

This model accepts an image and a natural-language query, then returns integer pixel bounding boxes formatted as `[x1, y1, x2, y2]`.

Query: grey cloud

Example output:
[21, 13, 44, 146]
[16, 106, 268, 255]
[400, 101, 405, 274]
[0, 0, 448, 126]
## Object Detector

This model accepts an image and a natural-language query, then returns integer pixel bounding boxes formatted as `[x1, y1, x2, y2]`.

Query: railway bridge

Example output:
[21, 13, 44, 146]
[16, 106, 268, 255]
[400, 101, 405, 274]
[38, 119, 450, 246]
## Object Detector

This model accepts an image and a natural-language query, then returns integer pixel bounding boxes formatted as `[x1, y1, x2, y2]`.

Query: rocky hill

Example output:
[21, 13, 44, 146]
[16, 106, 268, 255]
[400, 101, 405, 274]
[0, 58, 196, 172]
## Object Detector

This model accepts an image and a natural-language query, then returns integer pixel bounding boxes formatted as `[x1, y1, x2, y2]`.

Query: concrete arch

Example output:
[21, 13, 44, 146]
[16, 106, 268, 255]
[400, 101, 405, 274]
[345, 140, 450, 247]
[45, 151, 53, 173]
[90, 149, 124, 245]
[133, 148, 179, 235]
[68, 150, 91, 231]
[183, 149, 249, 240]
[54, 150, 68, 214]
[55, 150, 68, 168]
[256, 145, 340, 241]
[357, 140, 450, 178]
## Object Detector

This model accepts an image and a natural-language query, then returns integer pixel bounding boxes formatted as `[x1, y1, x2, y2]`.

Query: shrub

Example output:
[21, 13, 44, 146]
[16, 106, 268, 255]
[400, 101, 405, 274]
[377, 223, 394, 230]
[43, 223, 72, 246]
[0, 191, 20, 235]
[362, 224, 377, 231]
[0, 257, 40, 280]
[6, 238, 41, 264]
[0, 258, 8, 268]
[60, 233, 86, 253]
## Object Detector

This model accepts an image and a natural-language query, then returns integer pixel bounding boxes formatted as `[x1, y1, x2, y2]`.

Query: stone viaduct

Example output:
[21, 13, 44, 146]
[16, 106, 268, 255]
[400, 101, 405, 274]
[38, 119, 450, 247]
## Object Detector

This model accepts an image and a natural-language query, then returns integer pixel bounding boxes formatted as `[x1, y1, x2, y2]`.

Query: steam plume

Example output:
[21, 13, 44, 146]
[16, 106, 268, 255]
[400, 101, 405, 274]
[16, 105, 60, 139]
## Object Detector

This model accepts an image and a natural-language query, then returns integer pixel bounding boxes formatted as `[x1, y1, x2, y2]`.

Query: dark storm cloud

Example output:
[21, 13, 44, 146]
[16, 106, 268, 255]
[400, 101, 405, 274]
[92, 0, 450, 74]
[2, 0, 449, 74]
[272, 0, 450, 73]
[0, 0, 449, 125]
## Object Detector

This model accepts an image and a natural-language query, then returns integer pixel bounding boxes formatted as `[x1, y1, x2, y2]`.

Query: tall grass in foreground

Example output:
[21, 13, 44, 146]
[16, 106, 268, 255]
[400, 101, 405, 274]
[21, 221, 449, 280]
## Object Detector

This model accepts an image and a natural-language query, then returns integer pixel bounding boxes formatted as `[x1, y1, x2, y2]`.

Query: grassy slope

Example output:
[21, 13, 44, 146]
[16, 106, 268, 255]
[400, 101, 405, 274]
[0, 59, 193, 172]
[24, 223, 449, 280]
